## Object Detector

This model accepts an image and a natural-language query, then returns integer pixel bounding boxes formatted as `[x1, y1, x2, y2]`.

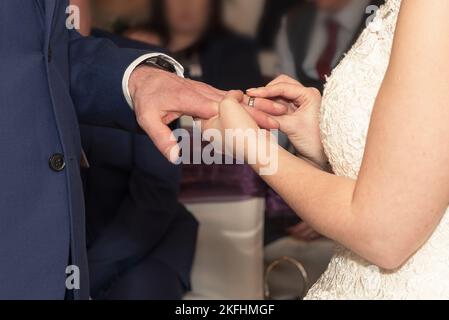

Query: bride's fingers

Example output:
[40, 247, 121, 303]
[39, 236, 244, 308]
[272, 97, 298, 115]
[242, 95, 288, 116]
[219, 91, 280, 129]
[247, 83, 302, 98]
[271, 114, 291, 129]
[267, 74, 303, 87]
[247, 83, 310, 104]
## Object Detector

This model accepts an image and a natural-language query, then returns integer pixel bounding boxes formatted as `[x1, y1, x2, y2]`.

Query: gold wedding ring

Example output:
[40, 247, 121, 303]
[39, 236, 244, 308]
[248, 97, 256, 108]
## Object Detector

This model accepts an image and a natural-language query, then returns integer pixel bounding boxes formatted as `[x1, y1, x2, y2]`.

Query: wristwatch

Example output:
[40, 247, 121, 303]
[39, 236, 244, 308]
[138, 55, 178, 74]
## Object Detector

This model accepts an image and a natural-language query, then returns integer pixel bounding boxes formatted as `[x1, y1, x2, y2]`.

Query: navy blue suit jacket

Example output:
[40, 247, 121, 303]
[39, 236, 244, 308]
[0, 1, 151, 299]
[81, 125, 198, 298]
[81, 31, 197, 299]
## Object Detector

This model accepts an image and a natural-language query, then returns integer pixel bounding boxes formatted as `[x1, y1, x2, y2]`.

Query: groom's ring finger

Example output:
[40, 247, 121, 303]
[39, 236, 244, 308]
[248, 97, 256, 108]
[243, 95, 287, 115]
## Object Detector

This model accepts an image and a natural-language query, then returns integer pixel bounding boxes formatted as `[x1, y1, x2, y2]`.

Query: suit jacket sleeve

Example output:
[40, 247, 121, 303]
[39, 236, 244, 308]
[68, 30, 150, 131]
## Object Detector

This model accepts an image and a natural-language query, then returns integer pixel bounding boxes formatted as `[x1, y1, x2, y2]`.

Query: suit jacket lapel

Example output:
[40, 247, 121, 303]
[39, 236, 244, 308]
[44, 0, 56, 44]
[286, 3, 317, 80]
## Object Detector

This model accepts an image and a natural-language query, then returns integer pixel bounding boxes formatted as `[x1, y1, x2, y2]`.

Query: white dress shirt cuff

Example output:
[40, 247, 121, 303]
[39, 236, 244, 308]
[122, 53, 185, 109]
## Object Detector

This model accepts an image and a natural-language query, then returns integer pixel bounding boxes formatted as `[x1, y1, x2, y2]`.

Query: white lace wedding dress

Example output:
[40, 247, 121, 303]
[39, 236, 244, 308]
[305, 0, 449, 299]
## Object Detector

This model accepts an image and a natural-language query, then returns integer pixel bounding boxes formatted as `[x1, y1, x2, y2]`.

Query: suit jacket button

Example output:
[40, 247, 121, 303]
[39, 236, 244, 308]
[49, 154, 66, 172]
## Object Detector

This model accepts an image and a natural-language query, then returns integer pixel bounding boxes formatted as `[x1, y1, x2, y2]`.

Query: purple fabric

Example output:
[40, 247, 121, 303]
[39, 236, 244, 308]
[265, 188, 295, 217]
[180, 163, 266, 203]
[178, 127, 296, 220]
[180, 161, 296, 220]
[179, 127, 265, 203]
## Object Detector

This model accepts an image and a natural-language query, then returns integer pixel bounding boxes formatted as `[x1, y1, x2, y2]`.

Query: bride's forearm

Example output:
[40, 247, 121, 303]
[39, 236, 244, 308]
[251, 143, 405, 269]
[290, 140, 330, 171]
[297, 153, 332, 172]
[251, 145, 355, 240]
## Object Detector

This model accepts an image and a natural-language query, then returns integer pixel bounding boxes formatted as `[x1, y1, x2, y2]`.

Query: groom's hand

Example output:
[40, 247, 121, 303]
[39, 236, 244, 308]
[129, 67, 286, 161]
[129, 67, 218, 161]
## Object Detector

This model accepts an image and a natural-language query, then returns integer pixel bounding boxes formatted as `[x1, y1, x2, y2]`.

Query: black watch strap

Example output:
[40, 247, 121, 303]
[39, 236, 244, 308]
[139, 55, 177, 74]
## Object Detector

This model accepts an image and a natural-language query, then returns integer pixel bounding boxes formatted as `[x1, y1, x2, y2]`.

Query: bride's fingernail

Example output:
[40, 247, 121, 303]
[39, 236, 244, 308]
[247, 88, 257, 93]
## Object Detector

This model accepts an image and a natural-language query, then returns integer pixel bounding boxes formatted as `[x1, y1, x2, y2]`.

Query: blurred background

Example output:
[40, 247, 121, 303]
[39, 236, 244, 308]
[74, 0, 383, 300]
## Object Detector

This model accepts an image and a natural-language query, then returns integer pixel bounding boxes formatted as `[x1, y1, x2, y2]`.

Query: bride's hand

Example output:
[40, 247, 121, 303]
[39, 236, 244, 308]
[247, 75, 328, 169]
[201, 90, 272, 162]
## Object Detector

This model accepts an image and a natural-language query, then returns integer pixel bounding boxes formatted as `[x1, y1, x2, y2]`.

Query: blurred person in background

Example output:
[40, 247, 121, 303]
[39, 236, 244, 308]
[72, 0, 198, 300]
[91, 0, 152, 33]
[277, 0, 384, 92]
[124, 0, 264, 90]
[257, 0, 300, 50]
[222, 0, 266, 37]
[267, 0, 383, 243]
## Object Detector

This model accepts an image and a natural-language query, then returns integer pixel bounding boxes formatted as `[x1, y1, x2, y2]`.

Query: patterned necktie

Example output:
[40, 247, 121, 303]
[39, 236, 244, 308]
[316, 19, 340, 81]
